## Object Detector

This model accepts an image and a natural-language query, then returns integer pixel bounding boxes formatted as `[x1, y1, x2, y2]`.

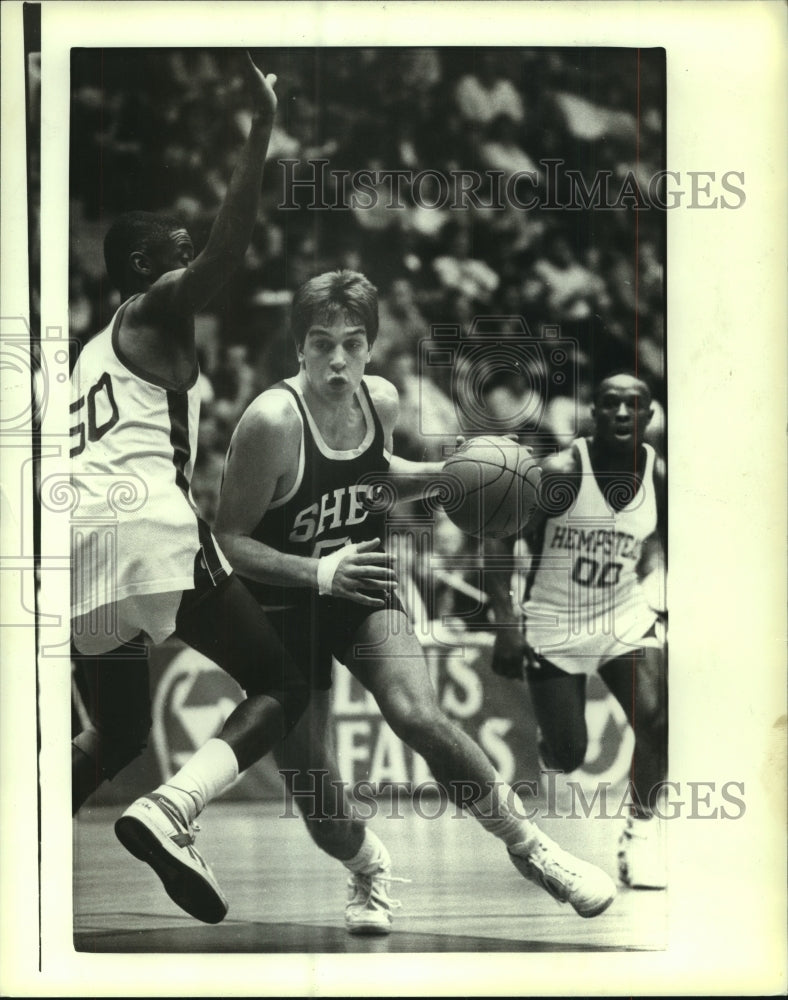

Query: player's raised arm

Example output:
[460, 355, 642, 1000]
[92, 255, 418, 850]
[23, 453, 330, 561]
[133, 52, 278, 324]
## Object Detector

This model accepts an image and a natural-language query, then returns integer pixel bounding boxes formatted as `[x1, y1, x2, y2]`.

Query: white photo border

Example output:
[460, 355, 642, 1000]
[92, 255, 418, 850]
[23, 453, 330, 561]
[1, 0, 786, 995]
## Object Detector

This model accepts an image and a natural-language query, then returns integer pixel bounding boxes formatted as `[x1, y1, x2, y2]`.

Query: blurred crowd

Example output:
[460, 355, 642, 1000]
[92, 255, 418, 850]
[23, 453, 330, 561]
[68, 47, 666, 623]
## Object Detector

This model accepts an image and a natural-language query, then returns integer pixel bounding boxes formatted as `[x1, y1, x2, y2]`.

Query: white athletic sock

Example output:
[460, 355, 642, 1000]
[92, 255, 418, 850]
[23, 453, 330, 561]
[343, 828, 391, 876]
[468, 780, 541, 853]
[154, 738, 239, 823]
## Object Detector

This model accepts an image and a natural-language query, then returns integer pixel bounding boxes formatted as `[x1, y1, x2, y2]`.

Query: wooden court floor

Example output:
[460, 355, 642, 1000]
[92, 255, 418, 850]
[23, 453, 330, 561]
[73, 799, 667, 954]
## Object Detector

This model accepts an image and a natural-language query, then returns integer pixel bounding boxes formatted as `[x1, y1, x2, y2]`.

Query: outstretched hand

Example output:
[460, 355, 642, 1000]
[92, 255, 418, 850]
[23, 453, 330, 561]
[491, 624, 534, 681]
[245, 51, 278, 121]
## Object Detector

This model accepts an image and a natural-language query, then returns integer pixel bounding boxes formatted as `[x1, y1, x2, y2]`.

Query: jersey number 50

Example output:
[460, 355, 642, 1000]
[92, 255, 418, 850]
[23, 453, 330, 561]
[70, 373, 119, 458]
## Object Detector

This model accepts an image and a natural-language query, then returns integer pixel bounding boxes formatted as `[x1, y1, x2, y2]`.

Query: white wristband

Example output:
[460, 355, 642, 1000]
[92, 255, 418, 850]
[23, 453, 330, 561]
[316, 544, 354, 596]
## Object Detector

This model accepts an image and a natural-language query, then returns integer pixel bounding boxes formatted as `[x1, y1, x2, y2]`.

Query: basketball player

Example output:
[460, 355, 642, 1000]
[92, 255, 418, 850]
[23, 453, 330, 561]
[70, 55, 310, 924]
[486, 372, 668, 889]
[212, 269, 618, 932]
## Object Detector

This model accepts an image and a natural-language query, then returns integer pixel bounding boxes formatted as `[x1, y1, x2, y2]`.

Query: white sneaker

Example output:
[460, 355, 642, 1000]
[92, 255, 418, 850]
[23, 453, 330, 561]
[509, 835, 617, 918]
[618, 815, 667, 889]
[345, 865, 408, 935]
[115, 792, 228, 924]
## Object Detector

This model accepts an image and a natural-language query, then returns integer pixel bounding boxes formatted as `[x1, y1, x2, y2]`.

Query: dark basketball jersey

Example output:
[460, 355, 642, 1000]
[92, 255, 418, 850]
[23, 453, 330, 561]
[240, 377, 391, 609]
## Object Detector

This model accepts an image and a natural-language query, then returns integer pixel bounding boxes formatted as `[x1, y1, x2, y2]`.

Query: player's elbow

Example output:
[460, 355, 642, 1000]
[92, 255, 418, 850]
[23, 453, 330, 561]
[178, 248, 247, 309]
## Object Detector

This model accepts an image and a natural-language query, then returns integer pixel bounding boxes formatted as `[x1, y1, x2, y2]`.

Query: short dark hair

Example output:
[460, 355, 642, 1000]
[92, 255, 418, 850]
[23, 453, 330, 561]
[291, 270, 379, 349]
[594, 369, 652, 405]
[103, 210, 183, 292]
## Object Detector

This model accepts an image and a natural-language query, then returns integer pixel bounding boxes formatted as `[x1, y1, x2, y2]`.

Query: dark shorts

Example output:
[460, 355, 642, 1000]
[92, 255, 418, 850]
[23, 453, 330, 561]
[265, 592, 404, 690]
[72, 559, 310, 738]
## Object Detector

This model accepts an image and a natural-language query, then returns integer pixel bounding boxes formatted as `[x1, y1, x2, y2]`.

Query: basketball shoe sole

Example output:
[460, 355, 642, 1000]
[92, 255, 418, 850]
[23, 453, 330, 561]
[115, 793, 228, 924]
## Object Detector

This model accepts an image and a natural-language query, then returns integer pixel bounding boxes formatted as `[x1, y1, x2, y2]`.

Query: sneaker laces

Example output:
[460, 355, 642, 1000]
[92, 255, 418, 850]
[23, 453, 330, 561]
[348, 870, 411, 911]
[531, 841, 585, 882]
[514, 837, 581, 875]
[511, 840, 589, 905]
[510, 837, 617, 917]
[150, 793, 201, 849]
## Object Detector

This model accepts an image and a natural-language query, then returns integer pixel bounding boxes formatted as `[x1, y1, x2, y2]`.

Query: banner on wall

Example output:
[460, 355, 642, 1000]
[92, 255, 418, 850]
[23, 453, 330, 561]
[77, 630, 633, 808]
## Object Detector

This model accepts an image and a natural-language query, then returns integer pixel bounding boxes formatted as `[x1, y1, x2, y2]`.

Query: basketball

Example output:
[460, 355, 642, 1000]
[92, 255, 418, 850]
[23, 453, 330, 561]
[442, 436, 541, 539]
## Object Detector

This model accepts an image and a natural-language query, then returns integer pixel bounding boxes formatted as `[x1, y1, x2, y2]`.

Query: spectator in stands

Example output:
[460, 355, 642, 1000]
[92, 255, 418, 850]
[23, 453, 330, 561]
[478, 113, 538, 182]
[480, 366, 545, 448]
[455, 51, 525, 128]
[68, 270, 95, 345]
[370, 277, 430, 373]
[212, 343, 258, 429]
[432, 223, 500, 305]
[532, 233, 607, 323]
[387, 347, 461, 462]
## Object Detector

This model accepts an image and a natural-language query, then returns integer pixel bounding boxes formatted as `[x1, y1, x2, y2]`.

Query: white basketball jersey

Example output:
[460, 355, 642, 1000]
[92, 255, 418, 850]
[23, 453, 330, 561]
[523, 437, 657, 641]
[70, 296, 227, 619]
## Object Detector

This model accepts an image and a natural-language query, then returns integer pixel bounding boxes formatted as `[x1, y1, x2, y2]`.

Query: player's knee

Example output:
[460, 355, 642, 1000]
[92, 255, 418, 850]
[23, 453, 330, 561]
[635, 696, 667, 740]
[257, 681, 311, 735]
[107, 722, 151, 778]
[382, 695, 446, 748]
[558, 746, 587, 774]
[76, 710, 152, 780]
[281, 682, 311, 732]
[632, 676, 666, 732]
[541, 735, 587, 774]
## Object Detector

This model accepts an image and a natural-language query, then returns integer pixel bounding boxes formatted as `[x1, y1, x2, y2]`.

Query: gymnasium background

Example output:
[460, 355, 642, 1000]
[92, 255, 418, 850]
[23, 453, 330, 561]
[66, 46, 665, 808]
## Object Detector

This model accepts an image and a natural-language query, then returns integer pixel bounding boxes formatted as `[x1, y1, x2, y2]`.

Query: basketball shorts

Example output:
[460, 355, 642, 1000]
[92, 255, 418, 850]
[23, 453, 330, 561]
[72, 589, 182, 655]
[72, 558, 310, 736]
[525, 603, 662, 677]
[71, 535, 229, 656]
[264, 592, 405, 690]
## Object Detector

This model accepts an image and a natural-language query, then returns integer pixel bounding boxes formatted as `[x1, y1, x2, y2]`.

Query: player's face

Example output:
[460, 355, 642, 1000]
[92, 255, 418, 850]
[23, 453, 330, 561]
[299, 315, 371, 397]
[592, 376, 653, 451]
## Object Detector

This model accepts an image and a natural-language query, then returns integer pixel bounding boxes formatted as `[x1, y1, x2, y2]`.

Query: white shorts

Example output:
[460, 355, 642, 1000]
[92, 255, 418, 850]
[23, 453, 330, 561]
[71, 520, 232, 655]
[71, 589, 184, 655]
[526, 603, 662, 676]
